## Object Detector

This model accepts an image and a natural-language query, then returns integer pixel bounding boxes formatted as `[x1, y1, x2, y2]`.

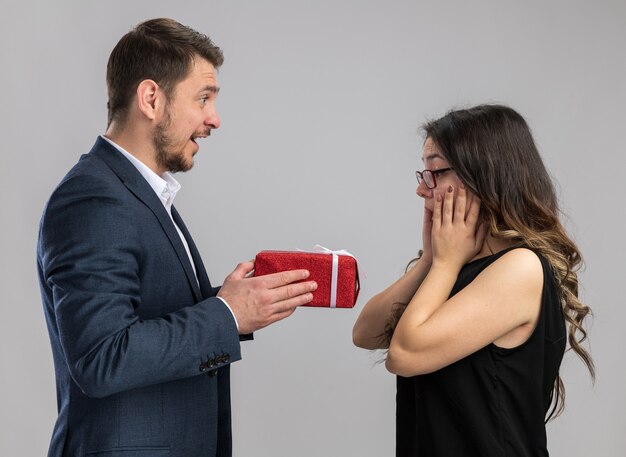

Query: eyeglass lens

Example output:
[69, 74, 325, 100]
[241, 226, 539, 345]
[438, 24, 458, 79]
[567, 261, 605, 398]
[416, 170, 435, 188]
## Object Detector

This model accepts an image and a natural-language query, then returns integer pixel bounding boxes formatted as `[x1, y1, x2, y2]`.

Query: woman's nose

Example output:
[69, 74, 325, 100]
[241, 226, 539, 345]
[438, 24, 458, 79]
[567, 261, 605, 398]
[416, 180, 432, 199]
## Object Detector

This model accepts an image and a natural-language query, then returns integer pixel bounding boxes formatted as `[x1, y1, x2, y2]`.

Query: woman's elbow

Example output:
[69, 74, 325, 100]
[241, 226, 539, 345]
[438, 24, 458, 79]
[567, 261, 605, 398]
[352, 327, 365, 348]
[352, 326, 372, 349]
[385, 342, 404, 375]
[352, 325, 387, 350]
[386, 342, 432, 377]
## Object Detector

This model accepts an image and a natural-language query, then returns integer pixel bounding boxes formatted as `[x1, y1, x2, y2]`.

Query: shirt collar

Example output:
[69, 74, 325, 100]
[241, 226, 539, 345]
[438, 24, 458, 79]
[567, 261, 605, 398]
[101, 135, 181, 210]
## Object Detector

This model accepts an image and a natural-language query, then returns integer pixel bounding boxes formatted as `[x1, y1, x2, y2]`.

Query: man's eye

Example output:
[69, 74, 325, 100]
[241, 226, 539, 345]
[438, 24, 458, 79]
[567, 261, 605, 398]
[200, 96, 209, 104]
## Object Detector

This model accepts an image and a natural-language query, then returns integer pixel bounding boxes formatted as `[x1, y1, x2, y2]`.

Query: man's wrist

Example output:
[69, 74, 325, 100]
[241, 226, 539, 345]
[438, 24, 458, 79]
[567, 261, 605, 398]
[216, 296, 239, 331]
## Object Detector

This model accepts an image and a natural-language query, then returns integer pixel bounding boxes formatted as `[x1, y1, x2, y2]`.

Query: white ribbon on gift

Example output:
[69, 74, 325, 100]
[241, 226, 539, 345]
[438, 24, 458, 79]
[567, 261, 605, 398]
[297, 244, 359, 308]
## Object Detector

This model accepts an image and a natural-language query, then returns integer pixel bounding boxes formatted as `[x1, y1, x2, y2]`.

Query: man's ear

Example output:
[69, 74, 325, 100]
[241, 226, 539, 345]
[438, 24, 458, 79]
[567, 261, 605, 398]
[136, 79, 162, 121]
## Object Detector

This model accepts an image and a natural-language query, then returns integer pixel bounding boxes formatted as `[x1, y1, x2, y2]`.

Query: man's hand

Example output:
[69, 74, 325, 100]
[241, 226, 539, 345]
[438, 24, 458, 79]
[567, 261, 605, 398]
[218, 261, 317, 334]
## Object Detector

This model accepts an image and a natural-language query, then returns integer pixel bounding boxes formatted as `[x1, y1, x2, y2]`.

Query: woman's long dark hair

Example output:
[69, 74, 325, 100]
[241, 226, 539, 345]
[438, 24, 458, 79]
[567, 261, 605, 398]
[384, 104, 594, 420]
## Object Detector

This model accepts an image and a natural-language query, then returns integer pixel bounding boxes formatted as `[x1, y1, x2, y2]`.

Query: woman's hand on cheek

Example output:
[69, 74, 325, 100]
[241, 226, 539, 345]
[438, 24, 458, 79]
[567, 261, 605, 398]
[420, 206, 434, 264]
[431, 184, 486, 270]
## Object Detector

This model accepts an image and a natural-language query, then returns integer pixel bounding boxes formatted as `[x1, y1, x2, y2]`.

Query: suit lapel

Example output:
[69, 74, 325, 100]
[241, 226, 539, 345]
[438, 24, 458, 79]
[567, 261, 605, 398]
[89, 137, 203, 302]
[172, 207, 214, 299]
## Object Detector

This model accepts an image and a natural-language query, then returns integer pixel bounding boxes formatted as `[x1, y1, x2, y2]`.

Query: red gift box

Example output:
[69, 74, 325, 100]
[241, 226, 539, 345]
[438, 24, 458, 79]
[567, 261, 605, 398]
[254, 249, 360, 308]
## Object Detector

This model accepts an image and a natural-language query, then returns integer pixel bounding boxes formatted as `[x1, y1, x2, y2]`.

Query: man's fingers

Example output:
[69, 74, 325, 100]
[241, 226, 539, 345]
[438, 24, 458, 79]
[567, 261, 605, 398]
[259, 269, 310, 289]
[223, 263, 314, 333]
[271, 280, 317, 303]
[270, 292, 313, 315]
[266, 306, 298, 327]
[227, 261, 255, 280]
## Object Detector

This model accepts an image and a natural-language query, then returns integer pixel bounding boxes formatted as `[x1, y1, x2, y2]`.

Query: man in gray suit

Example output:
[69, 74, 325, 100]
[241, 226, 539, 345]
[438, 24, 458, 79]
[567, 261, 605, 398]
[37, 18, 317, 457]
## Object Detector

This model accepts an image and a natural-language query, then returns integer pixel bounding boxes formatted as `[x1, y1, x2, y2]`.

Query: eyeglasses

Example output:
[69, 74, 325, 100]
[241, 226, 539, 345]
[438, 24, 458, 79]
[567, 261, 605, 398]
[415, 168, 453, 189]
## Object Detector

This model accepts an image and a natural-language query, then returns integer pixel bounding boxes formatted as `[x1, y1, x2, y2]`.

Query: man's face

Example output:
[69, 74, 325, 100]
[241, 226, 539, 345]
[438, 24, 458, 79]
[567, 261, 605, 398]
[153, 58, 221, 173]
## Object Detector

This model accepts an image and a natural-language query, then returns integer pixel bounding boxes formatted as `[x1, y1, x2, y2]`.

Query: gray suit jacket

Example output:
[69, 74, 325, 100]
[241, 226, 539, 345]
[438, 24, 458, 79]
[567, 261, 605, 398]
[38, 137, 243, 457]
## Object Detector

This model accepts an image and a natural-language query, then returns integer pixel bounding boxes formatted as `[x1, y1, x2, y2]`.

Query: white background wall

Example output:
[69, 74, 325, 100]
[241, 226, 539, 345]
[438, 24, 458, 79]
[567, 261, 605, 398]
[1, 0, 624, 455]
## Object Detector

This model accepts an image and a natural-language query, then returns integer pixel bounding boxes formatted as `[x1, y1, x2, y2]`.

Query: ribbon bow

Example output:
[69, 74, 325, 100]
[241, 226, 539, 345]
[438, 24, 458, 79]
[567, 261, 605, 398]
[298, 244, 361, 308]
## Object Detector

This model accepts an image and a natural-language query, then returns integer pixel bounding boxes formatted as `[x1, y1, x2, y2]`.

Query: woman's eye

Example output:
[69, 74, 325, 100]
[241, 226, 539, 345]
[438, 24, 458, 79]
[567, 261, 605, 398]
[433, 168, 451, 177]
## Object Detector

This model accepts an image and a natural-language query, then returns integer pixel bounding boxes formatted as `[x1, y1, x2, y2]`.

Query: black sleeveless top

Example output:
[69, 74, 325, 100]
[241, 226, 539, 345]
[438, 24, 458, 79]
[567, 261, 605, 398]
[396, 247, 566, 457]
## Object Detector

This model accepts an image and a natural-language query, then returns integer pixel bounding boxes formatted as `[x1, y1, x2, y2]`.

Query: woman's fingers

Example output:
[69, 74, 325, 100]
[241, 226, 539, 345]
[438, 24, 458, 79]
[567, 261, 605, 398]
[442, 185, 455, 226]
[431, 183, 487, 265]
[432, 191, 443, 231]
[455, 184, 467, 223]
[424, 207, 433, 224]
[423, 207, 434, 242]
[435, 184, 482, 231]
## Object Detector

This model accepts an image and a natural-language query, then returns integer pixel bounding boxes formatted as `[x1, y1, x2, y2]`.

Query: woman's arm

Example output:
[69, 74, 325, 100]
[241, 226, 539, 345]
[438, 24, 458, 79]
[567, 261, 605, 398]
[386, 249, 543, 376]
[386, 185, 543, 376]
[353, 204, 434, 350]
[352, 256, 432, 349]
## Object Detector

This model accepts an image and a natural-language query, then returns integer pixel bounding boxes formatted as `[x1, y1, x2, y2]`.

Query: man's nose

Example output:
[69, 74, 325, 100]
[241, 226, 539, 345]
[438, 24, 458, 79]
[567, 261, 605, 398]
[205, 107, 221, 130]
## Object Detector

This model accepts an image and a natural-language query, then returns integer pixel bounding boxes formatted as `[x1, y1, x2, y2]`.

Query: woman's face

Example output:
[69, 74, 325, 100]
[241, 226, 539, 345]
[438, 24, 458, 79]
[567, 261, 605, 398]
[417, 137, 465, 212]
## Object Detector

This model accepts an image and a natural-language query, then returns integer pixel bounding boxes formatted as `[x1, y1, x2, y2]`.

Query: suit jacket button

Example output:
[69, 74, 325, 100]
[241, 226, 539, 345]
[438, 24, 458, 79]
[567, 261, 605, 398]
[199, 363, 208, 373]
[208, 358, 216, 368]
[208, 369, 218, 377]
[223, 354, 230, 363]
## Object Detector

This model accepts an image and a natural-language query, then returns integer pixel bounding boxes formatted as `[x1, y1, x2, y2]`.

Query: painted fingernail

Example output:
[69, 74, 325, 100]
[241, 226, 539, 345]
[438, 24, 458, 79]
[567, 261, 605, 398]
[448, 185, 453, 193]
[436, 193, 442, 202]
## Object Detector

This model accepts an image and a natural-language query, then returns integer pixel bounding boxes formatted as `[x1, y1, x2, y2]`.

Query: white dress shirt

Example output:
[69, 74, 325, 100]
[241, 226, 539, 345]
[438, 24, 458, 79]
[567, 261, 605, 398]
[101, 135, 238, 329]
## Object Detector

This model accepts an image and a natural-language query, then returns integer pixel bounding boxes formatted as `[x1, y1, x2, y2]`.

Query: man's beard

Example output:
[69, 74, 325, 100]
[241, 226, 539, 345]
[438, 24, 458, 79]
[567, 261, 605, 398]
[153, 108, 193, 174]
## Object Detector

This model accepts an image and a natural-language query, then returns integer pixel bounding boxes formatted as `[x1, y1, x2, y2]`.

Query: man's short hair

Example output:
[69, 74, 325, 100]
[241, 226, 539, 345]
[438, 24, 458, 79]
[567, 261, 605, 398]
[106, 18, 224, 126]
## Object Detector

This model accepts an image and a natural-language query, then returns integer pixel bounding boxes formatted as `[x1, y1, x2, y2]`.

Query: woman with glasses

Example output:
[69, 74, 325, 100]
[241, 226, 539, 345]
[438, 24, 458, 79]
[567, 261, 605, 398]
[352, 104, 594, 456]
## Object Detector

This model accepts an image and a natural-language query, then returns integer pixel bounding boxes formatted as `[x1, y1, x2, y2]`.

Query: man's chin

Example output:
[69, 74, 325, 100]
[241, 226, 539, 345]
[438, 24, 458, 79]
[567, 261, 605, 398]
[174, 160, 194, 173]
[183, 153, 195, 171]
[159, 156, 194, 174]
